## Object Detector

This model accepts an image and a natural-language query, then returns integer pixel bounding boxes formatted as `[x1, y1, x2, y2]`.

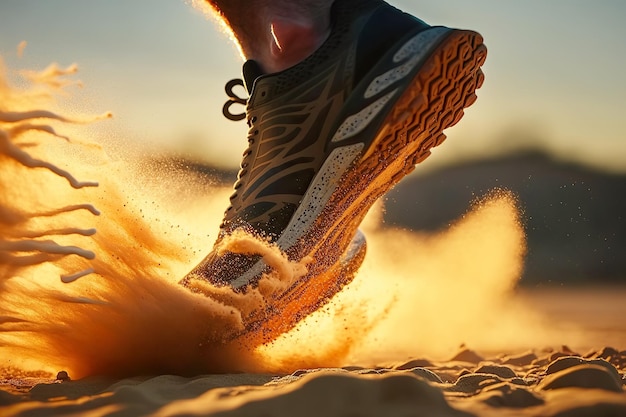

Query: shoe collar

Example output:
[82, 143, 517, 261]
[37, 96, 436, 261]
[242, 60, 265, 94]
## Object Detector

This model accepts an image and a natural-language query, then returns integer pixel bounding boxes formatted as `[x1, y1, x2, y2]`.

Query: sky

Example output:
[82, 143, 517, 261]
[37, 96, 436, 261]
[1, 0, 625, 173]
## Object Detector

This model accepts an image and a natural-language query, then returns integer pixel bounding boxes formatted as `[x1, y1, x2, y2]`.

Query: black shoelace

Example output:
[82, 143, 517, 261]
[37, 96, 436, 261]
[222, 79, 247, 121]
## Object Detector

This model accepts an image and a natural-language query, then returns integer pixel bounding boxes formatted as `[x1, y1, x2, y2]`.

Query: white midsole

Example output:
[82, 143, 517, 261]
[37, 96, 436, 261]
[331, 89, 397, 143]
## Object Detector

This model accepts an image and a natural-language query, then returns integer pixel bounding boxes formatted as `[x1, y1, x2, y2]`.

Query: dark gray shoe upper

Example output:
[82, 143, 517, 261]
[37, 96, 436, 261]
[225, 0, 429, 235]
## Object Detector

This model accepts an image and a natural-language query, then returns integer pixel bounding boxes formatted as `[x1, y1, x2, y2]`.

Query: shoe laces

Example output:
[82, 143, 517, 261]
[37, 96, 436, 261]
[220, 78, 259, 227]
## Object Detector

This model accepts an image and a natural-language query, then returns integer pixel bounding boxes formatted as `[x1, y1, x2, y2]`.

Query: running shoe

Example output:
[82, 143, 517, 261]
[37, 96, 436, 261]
[183, 0, 487, 292]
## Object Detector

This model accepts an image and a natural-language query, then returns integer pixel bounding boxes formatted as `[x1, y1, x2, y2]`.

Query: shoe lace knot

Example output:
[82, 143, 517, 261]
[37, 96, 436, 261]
[222, 78, 248, 121]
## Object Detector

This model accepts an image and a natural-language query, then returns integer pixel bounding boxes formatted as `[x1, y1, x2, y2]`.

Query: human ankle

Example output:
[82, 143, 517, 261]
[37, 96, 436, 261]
[264, 17, 330, 73]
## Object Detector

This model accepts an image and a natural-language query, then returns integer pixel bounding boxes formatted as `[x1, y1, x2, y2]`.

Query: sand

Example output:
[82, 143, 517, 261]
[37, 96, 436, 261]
[1, 344, 625, 416]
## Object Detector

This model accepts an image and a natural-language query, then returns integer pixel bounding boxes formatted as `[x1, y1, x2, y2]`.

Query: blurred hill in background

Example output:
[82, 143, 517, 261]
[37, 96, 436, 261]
[167, 149, 626, 286]
[384, 150, 626, 286]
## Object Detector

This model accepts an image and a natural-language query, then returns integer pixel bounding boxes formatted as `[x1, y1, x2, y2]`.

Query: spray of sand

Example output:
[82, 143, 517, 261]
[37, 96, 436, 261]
[0, 55, 578, 380]
[0, 57, 249, 377]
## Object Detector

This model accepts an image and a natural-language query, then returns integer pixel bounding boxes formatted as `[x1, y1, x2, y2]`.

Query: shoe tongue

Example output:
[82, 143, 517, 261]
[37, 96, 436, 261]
[242, 60, 264, 94]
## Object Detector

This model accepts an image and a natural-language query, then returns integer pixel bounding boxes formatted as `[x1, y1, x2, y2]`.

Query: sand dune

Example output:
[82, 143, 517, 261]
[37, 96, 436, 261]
[2, 345, 625, 416]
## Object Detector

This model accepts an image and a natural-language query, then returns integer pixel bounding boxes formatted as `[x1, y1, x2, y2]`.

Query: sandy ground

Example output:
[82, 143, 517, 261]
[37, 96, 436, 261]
[1, 286, 624, 417]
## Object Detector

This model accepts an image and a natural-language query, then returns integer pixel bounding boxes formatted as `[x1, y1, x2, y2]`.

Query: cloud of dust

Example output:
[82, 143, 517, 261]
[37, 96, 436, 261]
[0, 57, 272, 378]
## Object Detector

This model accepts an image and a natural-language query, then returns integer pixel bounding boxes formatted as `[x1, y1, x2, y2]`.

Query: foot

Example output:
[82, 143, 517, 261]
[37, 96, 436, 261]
[183, 0, 487, 294]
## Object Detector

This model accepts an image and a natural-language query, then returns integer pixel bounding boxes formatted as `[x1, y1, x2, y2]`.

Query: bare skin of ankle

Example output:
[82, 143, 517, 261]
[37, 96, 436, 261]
[269, 18, 329, 73]
[205, 0, 333, 73]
